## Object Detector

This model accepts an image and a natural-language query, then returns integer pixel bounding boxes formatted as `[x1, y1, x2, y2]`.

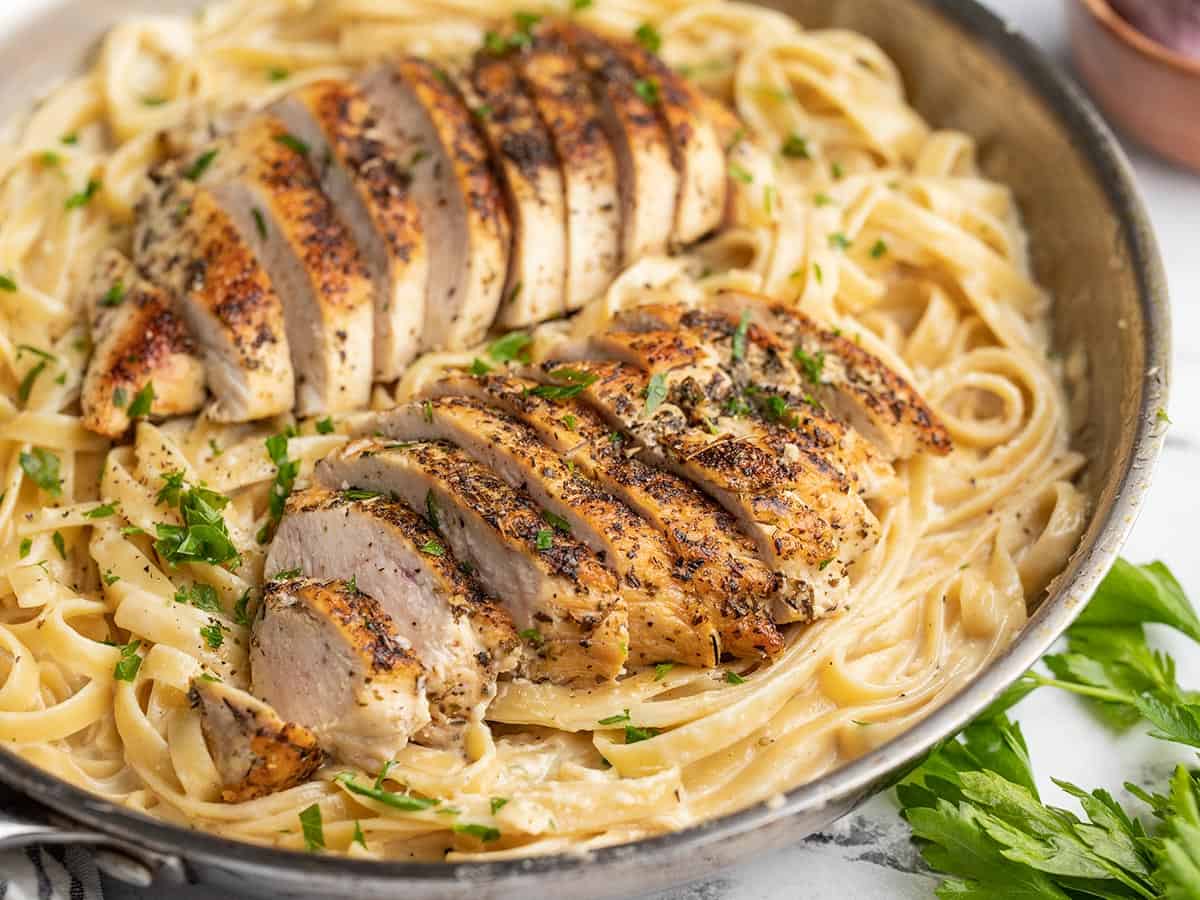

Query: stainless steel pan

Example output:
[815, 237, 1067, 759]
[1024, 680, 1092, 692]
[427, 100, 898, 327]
[0, 0, 1170, 896]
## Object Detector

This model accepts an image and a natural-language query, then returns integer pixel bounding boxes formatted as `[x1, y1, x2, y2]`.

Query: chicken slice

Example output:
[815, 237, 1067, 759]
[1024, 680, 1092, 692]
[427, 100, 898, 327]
[352, 398, 721, 668]
[81, 250, 206, 437]
[204, 116, 374, 415]
[549, 360, 877, 622]
[551, 22, 677, 262]
[188, 677, 325, 802]
[516, 38, 620, 310]
[462, 54, 566, 327]
[316, 439, 628, 684]
[421, 374, 783, 657]
[135, 165, 294, 422]
[360, 57, 510, 349]
[604, 34, 728, 245]
[270, 79, 429, 381]
[251, 576, 430, 770]
[266, 487, 518, 744]
[711, 293, 953, 459]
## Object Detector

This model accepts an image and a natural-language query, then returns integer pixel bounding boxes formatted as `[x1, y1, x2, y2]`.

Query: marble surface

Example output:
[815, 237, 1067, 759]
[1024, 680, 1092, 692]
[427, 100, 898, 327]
[2, 0, 1197, 897]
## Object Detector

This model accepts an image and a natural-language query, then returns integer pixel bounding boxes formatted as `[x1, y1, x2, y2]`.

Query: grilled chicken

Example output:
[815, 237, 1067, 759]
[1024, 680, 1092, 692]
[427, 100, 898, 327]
[81, 250, 206, 437]
[462, 54, 566, 327]
[352, 398, 723, 667]
[605, 34, 728, 245]
[316, 439, 629, 684]
[205, 116, 374, 415]
[516, 37, 621, 310]
[188, 677, 325, 802]
[271, 80, 429, 381]
[135, 164, 295, 422]
[360, 57, 510, 349]
[710, 293, 953, 459]
[421, 374, 783, 657]
[552, 23, 677, 262]
[251, 577, 430, 769]
[267, 487, 518, 744]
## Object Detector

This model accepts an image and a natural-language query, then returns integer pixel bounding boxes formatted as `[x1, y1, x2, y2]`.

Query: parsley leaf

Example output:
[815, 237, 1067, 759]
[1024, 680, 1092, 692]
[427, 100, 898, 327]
[273, 133, 310, 156]
[780, 133, 810, 159]
[184, 149, 219, 182]
[624, 724, 660, 744]
[487, 331, 531, 363]
[644, 372, 668, 416]
[154, 476, 240, 568]
[200, 620, 225, 650]
[453, 823, 500, 843]
[633, 78, 660, 106]
[315, 416, 334, 434]
[634, 23, 661, 53]
[524, 368, 598, 401]
[65, 178, 101, 210]
[334, 772, 440, 811]
[535, 528, 553, 551]
[127, 381, 155, 419]
[731, 309, 752, 362]
[113, 640, 142, 681]
[598, 709, 631, 726]
[257, 431, 298, 544]
[20, 448, 62, 496]
[299, 804, 324, 851]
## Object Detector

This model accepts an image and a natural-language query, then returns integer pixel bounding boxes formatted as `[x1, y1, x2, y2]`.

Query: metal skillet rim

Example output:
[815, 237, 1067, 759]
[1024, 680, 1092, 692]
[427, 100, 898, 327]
[0, 0, 1171, 887]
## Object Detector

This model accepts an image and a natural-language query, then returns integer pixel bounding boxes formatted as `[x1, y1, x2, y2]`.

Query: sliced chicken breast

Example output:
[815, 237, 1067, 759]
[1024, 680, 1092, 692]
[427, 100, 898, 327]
[251, 576, 430, 770]
[82, 250, 206, 437]
[135, 165, 294, 422]
[188, 677, 325, 802]
[552, 22, 677, 262]
[270, 80, 429, 381]
[516, 38, 621, 310]
[462, 54, 566, 327]
[605, 34, 728, 245]
[352, 398, 722, 667]
[547, 360, 877, 622]
[205, 116, 374, 415]
[360, 57, 510, 349]
[711, 293, 953, 459]
[421, 374, 783, 658]
[316, 439, 629, 684]
[267, 487, 518, 744]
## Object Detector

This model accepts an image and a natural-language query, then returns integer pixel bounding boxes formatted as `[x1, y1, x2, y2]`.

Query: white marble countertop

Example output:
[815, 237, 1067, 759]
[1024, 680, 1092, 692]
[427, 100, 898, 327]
[2, 0, 1196, 897]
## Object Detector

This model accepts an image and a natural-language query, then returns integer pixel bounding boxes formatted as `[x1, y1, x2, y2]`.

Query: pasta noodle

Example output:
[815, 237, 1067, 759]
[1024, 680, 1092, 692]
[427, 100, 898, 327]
[0, 0, 1088, 860]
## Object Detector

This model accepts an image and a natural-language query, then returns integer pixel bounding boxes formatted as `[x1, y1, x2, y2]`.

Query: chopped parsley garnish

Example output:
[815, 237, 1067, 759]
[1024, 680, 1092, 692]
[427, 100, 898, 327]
[425, 490, 439, 530]
[20, 448, 62, 496]
[561, 414, 577, 431]
[40, 150, 59, 166]
[1157, 408, 1172, 424]
[514, 10, 542, 30]
[61, 132, 78, 145]
[525, 368, 598, 401]
[0, 274, 17, 292]
[490, 797, 510, 815]
[299, 804, 324, 851]
[200, 620, 226, 650]
[473, 104, 493, 120]
[453, 824, 500, 843]
[643, 372, 668, 415]
[17, 345, 55, 361]
[633, 77, 660, 106]
[65, 178, 101, 210]
[869, 238, 888, 259]
[103, 570, 121, 586]
[780, 133, 810, 159]
[420, 540, 444, 557]
[828, 232, 851, 251]
[252, 207, 267, 239]
[142, 96, 168, 106]
[178, 583, 222, 614]
[487, 331, 532, 364]
[724, 670, 746, 685]
[728, 162, 753, 184]
[127, 381, 155, 419]
[422, 399, 434, 423]
[18, 359, 47, 405]
[351, 820, 367, 849]
[184, 149, 219, 182]
[518, 627, 543, 647]
[572, 0, 593, 9]
[793, 346, 825, 385]
[483, 30, 508, 54]
[273, 133, 310, 156]
[634, 23, 662, 53]
[542, 510, 570, 532]
[813, 192, 833, 207]
[154, 477, 240, 568]
[52, 531, 66, 560]
[234, 589, 253, 626]
[624, 724, 660, 744]
[18, 538, 31, 559]
[818, 556, 834, 571]
[315, 416, 335, 434]
[267, 67, 290, 82]
[535, 528, 554, 551]
[598, 709, 631, 726]
[209, 439, 223, 457]
[731, 309, 752, 362]
[112, 387, 127, 409]
[654, 662, 675, 681]
[813, 261, 824, 284]
[100, 280, 126, 307]
[113, 640, 142, 681]
[272, 568, 303, 580]
[257, 430, 298, 544]
[469, 357, 491, 376]
[342, 489, 382, 502]
[831, 160, 844, 179]
[334, 772, 440, 811]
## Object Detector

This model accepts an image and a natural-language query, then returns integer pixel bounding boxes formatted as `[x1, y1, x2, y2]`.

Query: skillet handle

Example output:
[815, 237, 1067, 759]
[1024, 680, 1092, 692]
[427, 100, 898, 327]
[0, 789, 188, 888]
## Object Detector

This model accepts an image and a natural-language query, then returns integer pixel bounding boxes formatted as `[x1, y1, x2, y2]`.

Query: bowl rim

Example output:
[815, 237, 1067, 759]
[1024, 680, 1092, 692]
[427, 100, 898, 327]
[0, 0, 1172, 891]
[1073, 0, 1200, 77]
